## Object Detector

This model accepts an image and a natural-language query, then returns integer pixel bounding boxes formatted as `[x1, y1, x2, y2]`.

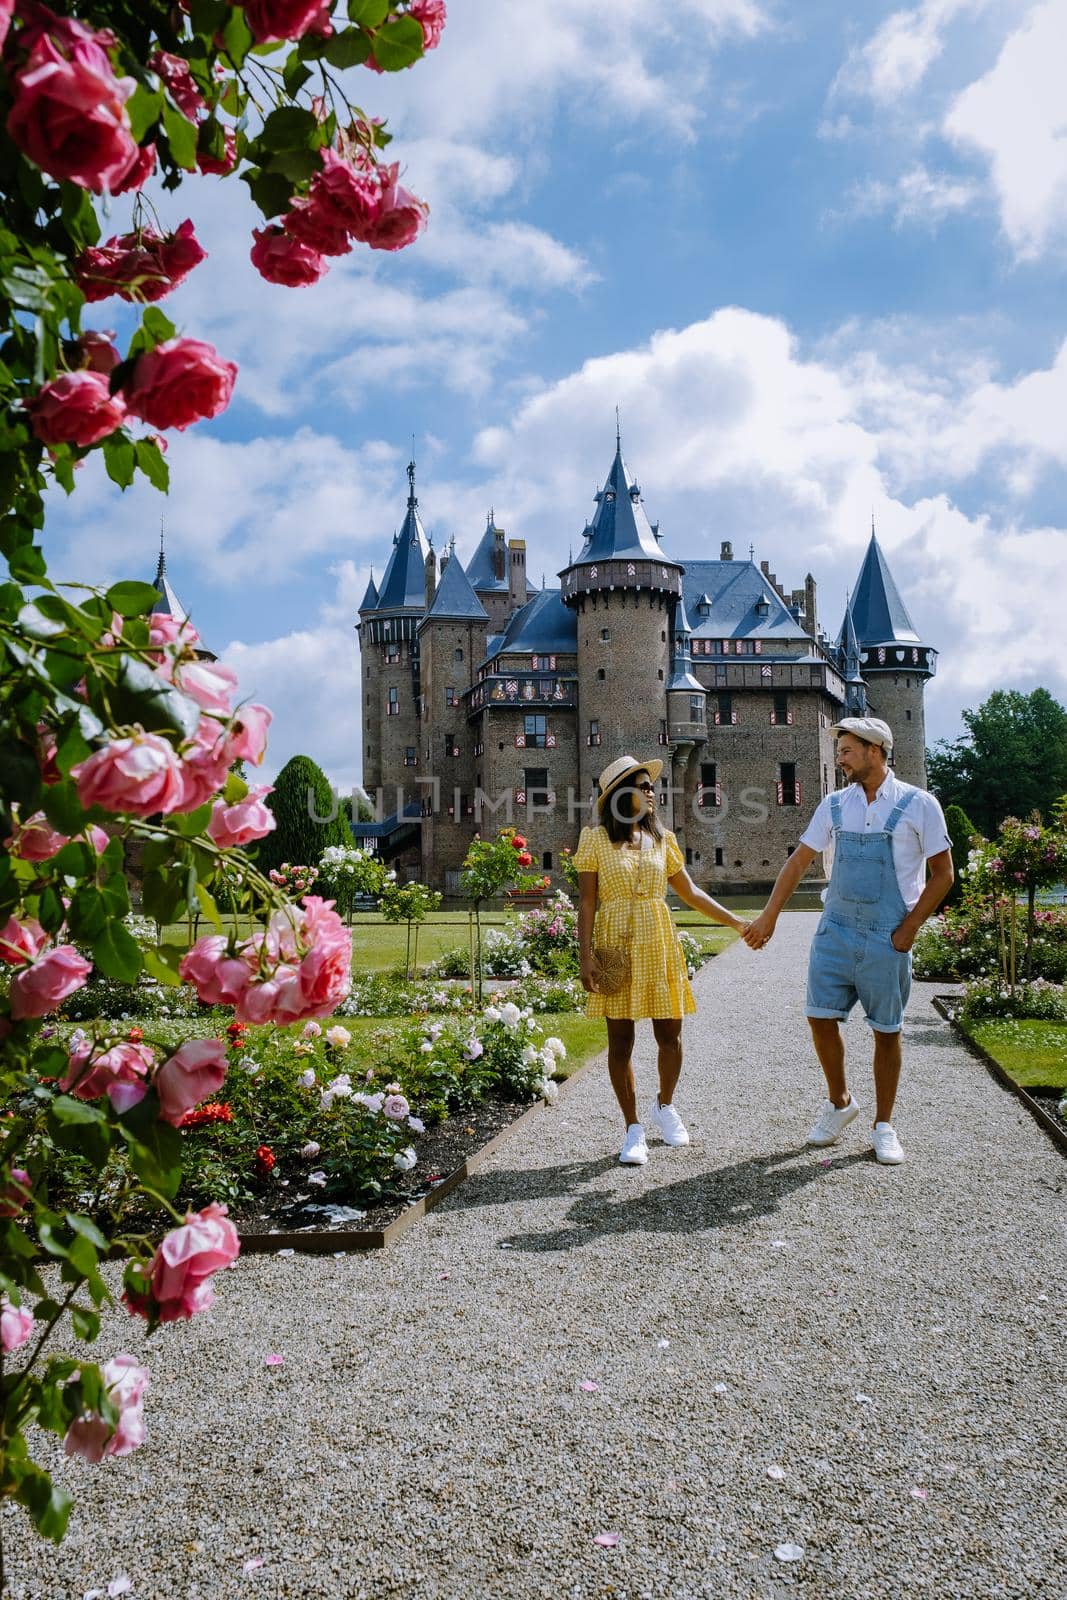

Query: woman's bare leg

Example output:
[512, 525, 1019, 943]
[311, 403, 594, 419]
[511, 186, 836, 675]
[606, 1018, 638, 1125]
[651, 1017, 683, 1105]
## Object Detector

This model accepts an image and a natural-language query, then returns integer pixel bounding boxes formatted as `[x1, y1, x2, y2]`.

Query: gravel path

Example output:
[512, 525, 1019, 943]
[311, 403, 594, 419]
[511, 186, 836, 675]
[6, 913, 1065, 1600]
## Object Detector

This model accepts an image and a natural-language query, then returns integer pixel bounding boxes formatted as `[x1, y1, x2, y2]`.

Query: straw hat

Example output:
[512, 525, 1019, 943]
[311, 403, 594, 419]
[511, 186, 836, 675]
[596, 754, 664, 813]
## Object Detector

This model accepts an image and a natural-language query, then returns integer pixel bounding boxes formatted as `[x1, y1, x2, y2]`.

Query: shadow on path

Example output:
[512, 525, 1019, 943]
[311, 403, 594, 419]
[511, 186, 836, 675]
[448, 1145, 870, 1253]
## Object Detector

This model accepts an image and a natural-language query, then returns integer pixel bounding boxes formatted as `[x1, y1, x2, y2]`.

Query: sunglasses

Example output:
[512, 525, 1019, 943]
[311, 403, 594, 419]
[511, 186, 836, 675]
[635, 781, 655, 793]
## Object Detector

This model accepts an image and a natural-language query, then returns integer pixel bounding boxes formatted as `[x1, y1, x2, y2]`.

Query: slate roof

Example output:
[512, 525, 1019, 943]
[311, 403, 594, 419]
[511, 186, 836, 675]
[848, 533, 921, 646]
[573, 441, 682, 566]
[422, 548, 488, 623]
[150, 545, 187, 620]
[483, 587, 576, 663]
[836, 601, 864, 681]
[358, 571, 379, 612]
[465, 513, 509, 592]
[681, 561, 800, 642]
[375, 463, 431, 611]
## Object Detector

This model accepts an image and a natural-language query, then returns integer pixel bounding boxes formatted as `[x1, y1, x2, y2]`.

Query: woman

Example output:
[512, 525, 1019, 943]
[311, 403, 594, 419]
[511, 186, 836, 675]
[574, 755, 749, 1166]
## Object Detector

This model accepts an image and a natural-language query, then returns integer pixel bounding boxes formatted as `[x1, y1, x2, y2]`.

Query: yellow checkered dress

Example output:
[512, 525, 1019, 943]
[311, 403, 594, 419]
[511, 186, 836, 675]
[574, 824, 696, 1021]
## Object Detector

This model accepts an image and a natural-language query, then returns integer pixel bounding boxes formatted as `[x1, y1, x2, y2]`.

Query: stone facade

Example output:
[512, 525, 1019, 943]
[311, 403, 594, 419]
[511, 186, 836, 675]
[356, 450, 937, 893]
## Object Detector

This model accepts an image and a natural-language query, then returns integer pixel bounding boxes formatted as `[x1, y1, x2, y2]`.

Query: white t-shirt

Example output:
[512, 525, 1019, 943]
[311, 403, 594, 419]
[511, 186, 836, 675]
[799, 774, 952, 911]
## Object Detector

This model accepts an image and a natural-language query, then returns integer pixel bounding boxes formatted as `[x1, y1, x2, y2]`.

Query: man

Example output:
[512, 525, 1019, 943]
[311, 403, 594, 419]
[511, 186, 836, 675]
[743, 717, 953, 1165]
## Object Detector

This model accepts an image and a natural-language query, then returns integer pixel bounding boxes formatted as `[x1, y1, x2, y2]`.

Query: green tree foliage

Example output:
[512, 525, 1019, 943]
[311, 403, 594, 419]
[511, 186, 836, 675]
[927, 689, 1067, 835]
[943, 803, 979, 906]
[257, 756, 352, 873]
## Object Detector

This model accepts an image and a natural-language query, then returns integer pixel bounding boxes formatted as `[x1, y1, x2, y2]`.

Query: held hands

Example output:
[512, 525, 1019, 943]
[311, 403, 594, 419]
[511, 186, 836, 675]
[742, 910, 776, 950]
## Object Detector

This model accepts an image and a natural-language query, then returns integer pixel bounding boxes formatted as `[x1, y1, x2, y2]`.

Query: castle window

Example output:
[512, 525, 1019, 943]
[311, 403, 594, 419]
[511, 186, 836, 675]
[597, 668, 606, 681]
[385, 645, 400, 664]
[715, 693, 737, 726]
[588, 719, 601, 747]
[659, 719, 669, 746]
[600, 628, 610, 642]
[532, 654, 556, 670]
[387, 687, 399, 716]
[714, 847, 724, 867]
[658, 669, 664, 680]
[714, 665, 727, 686]
[735, 639, 752, 655]
[810, 666, 821, 685]
[906, 708, 912, 721]
[753, 640, 762, 654]
[699, 762, 721, 809]
[404, 747, 417, 767]
[542, 851, 552, 870]
[445, 686, 457, 707]
[524, 767, 549, 805]
[690, 695, 703, 723]
[771, 693, 793, 726]
[661, 631, 666, 643]
[777, 762, 800, 807]
[524, 714, 547, 748]
[722, 639, 731, 653]
[454, 647, 463, 662]
[445, 731, 460, 757]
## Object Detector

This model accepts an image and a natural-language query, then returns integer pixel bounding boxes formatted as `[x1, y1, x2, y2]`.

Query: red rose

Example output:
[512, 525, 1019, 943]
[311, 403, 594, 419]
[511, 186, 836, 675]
[69, 330, 121, 374]
[254, 1144, 275, 1174]
[512, 835, 527, 850]
[127, 1027, 144, 1043]
[123, 337, 237, 431]
[112, 141, 156, 195]
[517, 852, 533, 867]
[250, 225, 329, 287]
[364, 167, 428, 252]
[149, 51, 206, 122]
[283, 194, 352, 257]
[75, 219, 206, 304]
[236, 0, 334, 44]
[310, 147, 382, 239]
[26, 369, 126, 448]
[7, 35, 139, 193]
[410, 0, 446, 50]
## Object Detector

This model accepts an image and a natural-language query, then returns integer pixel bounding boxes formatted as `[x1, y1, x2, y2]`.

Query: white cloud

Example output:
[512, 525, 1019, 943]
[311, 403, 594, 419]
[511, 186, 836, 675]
[945, 0, 1067, 258]
[841, 163, 982, 226]
[832, 0, 991, 105]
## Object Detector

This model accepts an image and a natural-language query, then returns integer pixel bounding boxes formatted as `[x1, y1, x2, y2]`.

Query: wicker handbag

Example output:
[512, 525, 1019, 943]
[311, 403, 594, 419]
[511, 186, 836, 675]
[591, 844, 643, 995]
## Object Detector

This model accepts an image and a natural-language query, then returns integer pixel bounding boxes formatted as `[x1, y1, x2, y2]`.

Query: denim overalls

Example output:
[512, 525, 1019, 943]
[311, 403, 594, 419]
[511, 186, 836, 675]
[805, 789, 916, 1033]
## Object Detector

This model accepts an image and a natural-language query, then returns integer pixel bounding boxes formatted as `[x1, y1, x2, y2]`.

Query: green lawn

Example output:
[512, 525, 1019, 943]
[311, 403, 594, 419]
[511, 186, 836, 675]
[962, 1019, 1067, 1089]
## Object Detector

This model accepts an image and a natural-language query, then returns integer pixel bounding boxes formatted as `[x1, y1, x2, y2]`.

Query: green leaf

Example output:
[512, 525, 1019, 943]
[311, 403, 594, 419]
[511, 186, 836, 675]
[71, 1304, 101, 1341]
[260, 106, 319, 151]
[265, 148, 321, 182]
[16, 1465, 73, 1544]
[223, 771, 249, 804]
[36, 884, 66, 935]
[41, 777, 89, 836]
[91, 920, 142, 983]
[106, 580, 162, 617]
[128, 83, 164, 143]
[348, 0, 390, 23]
[66, 1215, 109, 1251]
[67, 1233, 98, 1277]
[194, 881, 222, 929]
[7, 542, 47, 582]
[59, 183, 101, 249]
[49, 1096, 106, 1129]
[16, 600, 66, 640]
[69, 885, 108, 940]
[53, 719, 93, 777]
[324, 29, 372, 68]
[141, 306, 177, 346]
[173, 801, 213, 837]
[141, 943, 184, 986]
[162, 100, 198, 170]
[141, 868, 186, 927]
[371, 14, 424, 70]
[49, 1097, 112, 1168]
[99, 869, 130, 919]
[107, 655, 201, 738]
[119, 1096, 182, 1200]
[242, 167, 295, 219]
[221, 7, 254, 67]
[283, 52, 313, 95]
[102, 433, 136, 490]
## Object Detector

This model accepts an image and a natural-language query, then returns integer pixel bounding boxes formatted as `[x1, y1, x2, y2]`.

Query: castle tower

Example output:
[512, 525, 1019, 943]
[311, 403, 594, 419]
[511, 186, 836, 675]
[465, 510, 532, 633]
[355, 459, 430, 815]
[848, 525, 937, 785]
[835, 598, 868, 719]
[665, 594, 707, 854]
[560, 434, 684, 825]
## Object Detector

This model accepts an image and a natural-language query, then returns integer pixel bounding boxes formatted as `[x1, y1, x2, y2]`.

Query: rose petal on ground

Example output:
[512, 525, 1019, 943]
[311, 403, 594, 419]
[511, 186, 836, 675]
[277, 1248, 295, 1257]
[774, 1542, 804, 1562]
[911, 1487, 929, 1500]
[820, 1158, 832, 1167]
[264, 1354, 284, 1367]
[855, 1393, 873, 1404]
[108, 1580, 133, 1598]
[580, 1380, 600, 1393]
[766, 1465, 787, 1481]
[593, 1532, 620, 1548]
[242, 1556, 266, 1573]
[657, 1338, 670, 1349]
[713, 1382, 728, 1394]
[770, 1240, 788, 1249]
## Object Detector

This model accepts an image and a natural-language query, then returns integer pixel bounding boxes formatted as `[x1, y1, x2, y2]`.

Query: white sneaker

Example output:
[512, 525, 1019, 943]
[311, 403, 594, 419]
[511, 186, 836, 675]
[872, 1122, 905, 1164]
[649, 1097, 690, 1147]
[806, 1094, 860, 1147]
[619, 1124, 649, 1165]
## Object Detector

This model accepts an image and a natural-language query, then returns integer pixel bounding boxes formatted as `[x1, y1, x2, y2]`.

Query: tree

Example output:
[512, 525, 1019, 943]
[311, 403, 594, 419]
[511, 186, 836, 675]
[927, 689, 1067, 835]
[379, 878, 441, 977]
[943, 803, 978, 906]
[0, 0, 443, 1571]
[256, 755, 352, 874]
[459, 829, 549, 1003]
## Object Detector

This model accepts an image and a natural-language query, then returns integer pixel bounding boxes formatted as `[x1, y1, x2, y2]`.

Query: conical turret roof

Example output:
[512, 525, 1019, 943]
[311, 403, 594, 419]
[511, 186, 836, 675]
[375, 460, 431, 611]
[574, 438, 681, 566]
[422, 542, 488, 623]
[150, 530, 187, 620]
[358, 570, 379, 612]
[849, 530, 921, 646]
[465, 511, 509, 593]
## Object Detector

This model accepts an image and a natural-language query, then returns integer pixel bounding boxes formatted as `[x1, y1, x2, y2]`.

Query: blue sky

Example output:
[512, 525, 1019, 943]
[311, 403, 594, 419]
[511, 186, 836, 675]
[49, 0, 1067, 790]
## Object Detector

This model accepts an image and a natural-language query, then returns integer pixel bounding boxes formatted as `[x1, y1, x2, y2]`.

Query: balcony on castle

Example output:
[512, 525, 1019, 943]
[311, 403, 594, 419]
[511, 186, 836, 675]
[465, 674, 577, 715]
[666, 717, 708, 747]
[561, 559, 683, 601]
[859, 644, 937, 678]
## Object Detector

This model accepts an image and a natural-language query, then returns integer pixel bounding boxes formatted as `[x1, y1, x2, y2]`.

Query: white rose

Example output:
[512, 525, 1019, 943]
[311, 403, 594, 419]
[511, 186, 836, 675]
[307, 1169, 327, 1186]
[297, 1068, 316, 1090]
[393, 1146, 417, 1172]
[544, 1037, 566, 1059]
[325, 1025, 351, 1048]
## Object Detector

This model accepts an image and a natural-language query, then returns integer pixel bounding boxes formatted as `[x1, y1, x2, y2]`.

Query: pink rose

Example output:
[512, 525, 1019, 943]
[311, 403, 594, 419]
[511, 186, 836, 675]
[207, 786, 276, 849]
[9, 946, 93, 1020]
[174, 659, 238, 714]
[0, 1, 12, 53]
[175, 716, 231, 812]
[282, 194, 352, 257]
[87, 824, 110, 853]
[111, 139, 156, 194]
[149, 50, 206, 122]
[383, 1093, 411, 1120]
[365, 167, 428, 252]
[64, 1353, 149, 1461]
[224, 703, 272, 766]
[197, 126, 237, 176]
[411, 0, 446, 50]
[155, 1039, 228, 1126]
[72, 330, 122, 374]
[123, 337, 237, 431]
[0, 1168, 31, 1218]
[26, 369, 126, 448]
[7, 811, 68, 862]
[61, 1040, 155, 1110]
[148, 611, 198, 649]
[75, 219, 206, 303]
[7, 35, 139, 192]
[250, 225, 329, 287]
[236, 0, 334, 44]
[178, 935, 252, 1008]
[1, 1297, 34, 1354]
[125, 1202, 240, 1324]
[310, 147, 382, 239]
[73, 731, 186, 817]
[0, 916, 48, 967]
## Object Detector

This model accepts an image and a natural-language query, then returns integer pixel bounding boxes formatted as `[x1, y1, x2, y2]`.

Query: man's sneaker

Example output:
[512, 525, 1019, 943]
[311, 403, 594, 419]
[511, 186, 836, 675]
[619, 1124, 649, 1165]
[872, 1122, 905, 1165]
[649, 1097, 690, 1147]
[805, 1095, 860, 1147]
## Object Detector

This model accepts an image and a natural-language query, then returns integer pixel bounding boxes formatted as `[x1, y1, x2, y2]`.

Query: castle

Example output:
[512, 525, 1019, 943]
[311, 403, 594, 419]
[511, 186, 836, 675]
[353, 438, 938, 893]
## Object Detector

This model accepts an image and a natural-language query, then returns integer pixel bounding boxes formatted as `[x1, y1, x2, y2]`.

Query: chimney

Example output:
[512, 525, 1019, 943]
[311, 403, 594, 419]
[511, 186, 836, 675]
[507, 538, 526, 612]
[492, 525, 506, 582]
[804, 572, 817, 639]
[720, 539, 733, 560]
[424, 546, 436, 610]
